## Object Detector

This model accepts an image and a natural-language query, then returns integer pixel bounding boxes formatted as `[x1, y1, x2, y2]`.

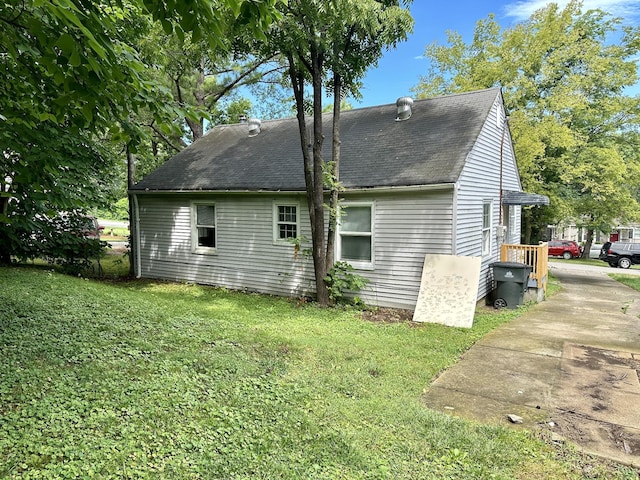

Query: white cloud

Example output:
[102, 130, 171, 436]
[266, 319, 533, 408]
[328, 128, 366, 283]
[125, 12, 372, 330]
[504, 0, 640, 22]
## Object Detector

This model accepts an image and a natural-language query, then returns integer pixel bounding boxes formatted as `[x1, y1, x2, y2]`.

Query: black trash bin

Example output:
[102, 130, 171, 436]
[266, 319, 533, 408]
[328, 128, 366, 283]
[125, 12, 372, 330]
[490, 262, 532, 309]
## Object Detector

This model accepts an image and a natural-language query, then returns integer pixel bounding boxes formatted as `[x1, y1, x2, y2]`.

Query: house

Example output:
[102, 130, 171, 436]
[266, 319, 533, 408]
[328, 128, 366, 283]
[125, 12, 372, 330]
[129, 88, 539, 309]
[547, 222, 640, 244]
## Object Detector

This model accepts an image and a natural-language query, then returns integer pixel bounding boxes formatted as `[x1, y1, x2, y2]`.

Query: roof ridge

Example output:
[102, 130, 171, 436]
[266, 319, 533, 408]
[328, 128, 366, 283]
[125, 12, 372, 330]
[216, 87, 502, 128]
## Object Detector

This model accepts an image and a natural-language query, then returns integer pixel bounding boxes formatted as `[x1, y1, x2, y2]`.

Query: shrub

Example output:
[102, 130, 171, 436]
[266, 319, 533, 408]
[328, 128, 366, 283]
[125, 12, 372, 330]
[324, 261, 369, 304]
[5, 212, 106, 274]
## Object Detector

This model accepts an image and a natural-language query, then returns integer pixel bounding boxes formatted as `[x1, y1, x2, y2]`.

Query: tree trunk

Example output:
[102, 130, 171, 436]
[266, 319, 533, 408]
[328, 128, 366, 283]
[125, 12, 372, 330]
[176, 69, 205, 142]
[583, 228, 594, 259]
[309, 46, 329, 306]
[0, 194, 10, 265]
[287, 52, 329, 306]
[523, 208, 532, 245]
[127, 145, 137, 277]
[325, 72, 342, 269]
[187, 63, 206, 141]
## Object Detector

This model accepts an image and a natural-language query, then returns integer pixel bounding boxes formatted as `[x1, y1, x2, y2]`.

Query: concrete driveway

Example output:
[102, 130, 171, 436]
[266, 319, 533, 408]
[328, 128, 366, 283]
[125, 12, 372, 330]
[424, 261, 640, 467]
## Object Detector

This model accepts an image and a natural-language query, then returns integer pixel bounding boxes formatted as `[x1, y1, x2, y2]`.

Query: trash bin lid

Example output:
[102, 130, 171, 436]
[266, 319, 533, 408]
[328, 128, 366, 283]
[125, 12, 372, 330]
[490, 261, 530, 269]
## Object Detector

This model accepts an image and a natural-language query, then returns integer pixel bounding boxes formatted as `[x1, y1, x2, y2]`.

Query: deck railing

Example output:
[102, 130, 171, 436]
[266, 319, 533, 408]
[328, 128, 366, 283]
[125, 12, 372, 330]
[500, 242, 549, 294]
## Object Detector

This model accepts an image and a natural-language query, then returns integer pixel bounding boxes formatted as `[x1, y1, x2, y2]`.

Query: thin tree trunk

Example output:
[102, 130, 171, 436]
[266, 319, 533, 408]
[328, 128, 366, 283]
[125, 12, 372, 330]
[175, 72, 204, 142]
[523, 209, 532, 245]
[325, 72, 342, 269]
[309, 45, 329, 306]
[127, 145, 136, 277]
[287, 54, 314, 230]
[0, 193, 9, 265]
[287, 53, 329, 304]
[583, 228, 594, 258]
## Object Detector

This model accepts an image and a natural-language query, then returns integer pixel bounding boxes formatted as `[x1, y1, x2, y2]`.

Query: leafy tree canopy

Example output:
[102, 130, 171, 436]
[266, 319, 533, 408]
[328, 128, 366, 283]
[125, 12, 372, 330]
[0, 0, 282, 131]
[265, 0, 414, 304]
[0, 0, 283, 264]
[413, 0, 640, 243]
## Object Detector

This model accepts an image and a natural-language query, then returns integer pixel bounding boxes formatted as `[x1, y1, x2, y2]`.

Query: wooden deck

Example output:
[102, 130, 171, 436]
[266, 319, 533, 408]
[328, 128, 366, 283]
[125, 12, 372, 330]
[500, 242, 549, 295]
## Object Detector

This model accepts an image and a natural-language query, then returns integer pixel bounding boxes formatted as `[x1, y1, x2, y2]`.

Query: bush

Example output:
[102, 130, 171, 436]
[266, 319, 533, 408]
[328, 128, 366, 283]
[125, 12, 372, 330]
[324, 261, 369, 304]
[4, 212, 106, 274]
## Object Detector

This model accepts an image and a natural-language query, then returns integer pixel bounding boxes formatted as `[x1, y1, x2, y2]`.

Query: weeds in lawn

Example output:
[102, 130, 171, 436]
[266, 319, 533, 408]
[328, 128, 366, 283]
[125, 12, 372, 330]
[0, 266, 636, 479]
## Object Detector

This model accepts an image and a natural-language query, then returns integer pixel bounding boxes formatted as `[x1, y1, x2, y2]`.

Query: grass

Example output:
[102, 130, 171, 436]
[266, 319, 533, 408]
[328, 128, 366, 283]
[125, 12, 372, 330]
[0, 263, 637, 479]
[100, 226, 129, 242]
[610, 274, 640, 291]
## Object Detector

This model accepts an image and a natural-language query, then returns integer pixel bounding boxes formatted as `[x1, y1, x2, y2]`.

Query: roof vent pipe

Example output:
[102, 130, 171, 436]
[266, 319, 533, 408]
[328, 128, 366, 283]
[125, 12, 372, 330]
[395, 97, 413, 121]
[248, 118, 261, 137]
[239, 114, 247, 124]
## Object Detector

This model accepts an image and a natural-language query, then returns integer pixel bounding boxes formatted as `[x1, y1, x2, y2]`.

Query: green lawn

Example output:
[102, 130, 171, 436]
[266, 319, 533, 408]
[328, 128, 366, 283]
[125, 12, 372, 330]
[610, 274, 640, 291]
[100, 226, 129, 242]
[0, 265, 636, 479]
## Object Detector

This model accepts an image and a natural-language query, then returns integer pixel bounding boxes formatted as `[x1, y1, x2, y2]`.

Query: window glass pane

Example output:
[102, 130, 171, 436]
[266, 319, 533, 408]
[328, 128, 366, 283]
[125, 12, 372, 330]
[198, 227, 215, 247]
[278, 206, 296, 223]
[278, 224, 297, 239]
[341, 236, 371, 261]
[342, 206, 371, 232]
[483, 204, 490, 228]
[197, 205, 215, 226]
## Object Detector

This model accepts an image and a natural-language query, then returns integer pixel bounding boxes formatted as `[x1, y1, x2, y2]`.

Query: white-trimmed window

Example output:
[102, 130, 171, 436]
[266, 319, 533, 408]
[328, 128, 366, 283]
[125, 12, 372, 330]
[482, 201, 492, 256]
[192, 202, 216, 254]
[338, 203, 374, 268]
[273, 203, 299, 243]
[504, 205, 517, 241]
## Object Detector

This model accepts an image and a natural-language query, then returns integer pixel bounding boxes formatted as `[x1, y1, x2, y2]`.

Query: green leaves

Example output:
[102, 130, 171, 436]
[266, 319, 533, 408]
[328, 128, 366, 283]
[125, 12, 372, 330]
[324, 261, 370, 304]
[265, 1, 414, 304]
[415, 1, 640, 240]
[1, 0, 287, 262]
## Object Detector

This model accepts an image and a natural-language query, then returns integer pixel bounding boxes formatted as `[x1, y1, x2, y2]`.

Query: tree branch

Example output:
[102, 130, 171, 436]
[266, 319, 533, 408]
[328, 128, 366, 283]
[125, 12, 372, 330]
[204, 56, 282, 105]
[148, 122, 186, 152]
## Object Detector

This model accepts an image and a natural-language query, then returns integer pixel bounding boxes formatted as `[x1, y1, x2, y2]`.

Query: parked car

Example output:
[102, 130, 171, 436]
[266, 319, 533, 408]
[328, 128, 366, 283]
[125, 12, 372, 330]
[599, 241, 640, 269]
[80, 216, 104, 240]
[547, 240, 582, 259]
[57, 213, 103, 239]
[588, 243, 604, 259]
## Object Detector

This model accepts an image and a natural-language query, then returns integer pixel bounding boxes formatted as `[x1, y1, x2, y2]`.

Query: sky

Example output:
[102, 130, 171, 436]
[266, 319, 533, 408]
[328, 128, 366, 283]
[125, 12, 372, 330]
[351, 0, 640, 108]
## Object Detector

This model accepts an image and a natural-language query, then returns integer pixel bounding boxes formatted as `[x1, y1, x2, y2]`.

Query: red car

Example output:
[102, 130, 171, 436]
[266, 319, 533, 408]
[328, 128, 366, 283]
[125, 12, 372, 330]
[548, 240, 582, 259]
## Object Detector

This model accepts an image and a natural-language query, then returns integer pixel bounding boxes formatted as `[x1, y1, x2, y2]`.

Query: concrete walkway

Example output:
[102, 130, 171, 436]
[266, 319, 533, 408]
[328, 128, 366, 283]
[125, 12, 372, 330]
[424, 262, 640, 467]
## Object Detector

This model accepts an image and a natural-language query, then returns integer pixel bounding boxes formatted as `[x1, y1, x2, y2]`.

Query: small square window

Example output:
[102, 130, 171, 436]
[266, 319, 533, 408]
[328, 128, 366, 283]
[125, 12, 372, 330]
[274, 204, 299, 243]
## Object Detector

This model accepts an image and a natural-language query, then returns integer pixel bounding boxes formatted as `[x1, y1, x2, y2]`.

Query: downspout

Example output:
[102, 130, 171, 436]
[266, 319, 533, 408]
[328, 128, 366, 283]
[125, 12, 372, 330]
[132, 193, 142, 278]
[452, 183, 459, 255]
[497, 114, 510, 247]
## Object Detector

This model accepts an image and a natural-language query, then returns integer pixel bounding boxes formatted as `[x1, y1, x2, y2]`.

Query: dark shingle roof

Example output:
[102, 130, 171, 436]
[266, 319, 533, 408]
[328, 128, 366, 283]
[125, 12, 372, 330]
[131, 88, 501, 192]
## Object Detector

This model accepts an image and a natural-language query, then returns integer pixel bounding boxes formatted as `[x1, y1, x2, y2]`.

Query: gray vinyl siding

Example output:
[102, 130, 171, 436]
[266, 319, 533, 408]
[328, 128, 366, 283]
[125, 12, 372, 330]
[136, 194, 316, 298]
[341, 190, 454, 309]
[132, 98, 519, 308]
[455, 98, 522, 299]
[135, 189, 453, 309]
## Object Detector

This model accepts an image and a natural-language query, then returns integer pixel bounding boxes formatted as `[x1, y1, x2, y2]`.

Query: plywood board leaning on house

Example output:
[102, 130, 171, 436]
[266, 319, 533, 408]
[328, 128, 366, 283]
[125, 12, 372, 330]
[412, 254, 481, 328]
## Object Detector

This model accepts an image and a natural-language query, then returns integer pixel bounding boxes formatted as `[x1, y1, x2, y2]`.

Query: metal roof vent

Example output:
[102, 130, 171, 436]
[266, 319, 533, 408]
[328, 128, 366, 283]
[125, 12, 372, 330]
[248, 118, 261, 137]
[395, 96, 413, 121]
[239, 114, 247, 124]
